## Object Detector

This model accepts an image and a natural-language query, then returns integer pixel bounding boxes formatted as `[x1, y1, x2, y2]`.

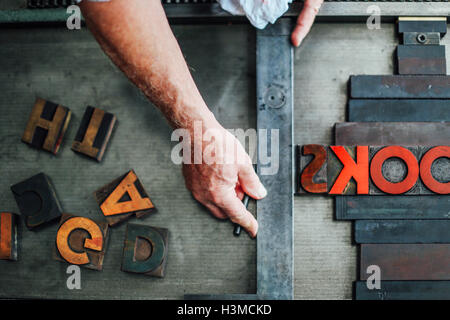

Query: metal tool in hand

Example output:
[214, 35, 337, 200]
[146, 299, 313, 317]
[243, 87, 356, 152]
[233, 194, 250, 236]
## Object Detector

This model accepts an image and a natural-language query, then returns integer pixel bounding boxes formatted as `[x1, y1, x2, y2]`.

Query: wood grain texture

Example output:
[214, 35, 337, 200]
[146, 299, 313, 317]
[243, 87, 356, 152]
[360, 244, 450, 280]
[0, 212, 18, 261]
[355, 281, 450, 300]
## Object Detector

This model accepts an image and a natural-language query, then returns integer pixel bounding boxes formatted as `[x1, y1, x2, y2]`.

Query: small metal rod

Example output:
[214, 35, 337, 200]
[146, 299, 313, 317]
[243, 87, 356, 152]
[233, 194, 250, 236]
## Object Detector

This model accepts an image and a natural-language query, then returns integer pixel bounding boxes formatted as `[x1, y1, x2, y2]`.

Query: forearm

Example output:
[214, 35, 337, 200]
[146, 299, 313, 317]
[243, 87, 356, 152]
[79, 0, 218, 130]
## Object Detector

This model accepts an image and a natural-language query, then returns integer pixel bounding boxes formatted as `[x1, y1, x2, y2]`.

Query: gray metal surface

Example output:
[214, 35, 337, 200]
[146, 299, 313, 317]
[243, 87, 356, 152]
[256, 19, 294, 300]
[0, 25, 257, 299]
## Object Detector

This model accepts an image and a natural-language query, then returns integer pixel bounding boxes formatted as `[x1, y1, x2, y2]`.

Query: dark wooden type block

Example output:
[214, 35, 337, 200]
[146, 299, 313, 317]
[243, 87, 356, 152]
[22, 97, 71, 154]
[296, 144, 327, 194]
[360, 244, 450, 281]
[355, 281, 450, 300]
[11, 172, 63, 230]
[0, 212, 18, 261]
[398, 17, 447, 36]
[336, 195, 450, 220]
[94, 170, 156, 227]
[121, 223, 169, 278]
[348, 99, 450, 122]
[355, 220, 450, 244]
[397, 45, 446, 75]
[335, 122, 450, 147]
[71, 106, 116, 162]
[402, 32, 441, 46]
[350, 75, 450, 99]
[53, 213, 109, 271]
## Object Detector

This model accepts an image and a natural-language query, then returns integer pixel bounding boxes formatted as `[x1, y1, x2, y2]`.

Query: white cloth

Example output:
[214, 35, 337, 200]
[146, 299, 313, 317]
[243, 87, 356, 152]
[217, 0, 293, 29]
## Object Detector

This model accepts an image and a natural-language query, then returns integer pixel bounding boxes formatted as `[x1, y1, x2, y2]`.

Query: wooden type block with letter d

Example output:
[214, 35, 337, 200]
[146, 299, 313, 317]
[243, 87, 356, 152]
[0, 212, 19, 261]
[94, 170, 156, 227]
[72, 106, 116, 162]
[53, 213, 109, 271]
[11, 172, 63, 230]
[121, 223, 169, 278]
[22, 97, 71, 154]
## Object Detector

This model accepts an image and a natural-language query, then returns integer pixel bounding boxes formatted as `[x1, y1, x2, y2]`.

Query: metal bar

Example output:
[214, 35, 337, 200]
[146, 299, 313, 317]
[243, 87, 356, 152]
[355, 281, 450, 300]
[350, 75, 450, 99]
[348, 99, 450, 122]
[335, 122, 450, 146]
[1, 3, 450, 24]
[336, 195, 450, 220]
[355, 220, 450, 244]
[256, 19, 294, 300]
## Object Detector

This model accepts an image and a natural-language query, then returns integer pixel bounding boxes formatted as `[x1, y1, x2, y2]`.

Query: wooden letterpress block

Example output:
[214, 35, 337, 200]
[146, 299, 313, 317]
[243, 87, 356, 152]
[355, 220, 450, 244]
[355, 281, 450, 300]
[419, 146, 450, 195]
[94, 170, 156, 227]
[398, 17, 447, 37]
[72, 106, 116, 162]
[348, 99, 450, 122]
[397, 45, 446, 75]
[22, 98, 71, 154]
[328, 145, 369, 195]
[296, 144, 327, 194]
[350, 75, 450, 99]
[369, 146, 421, 195]
[11, 172, 63, 230]
[121, 223, 169, 277]
[360, 244, 450, 281]
[54, 213, 109, 271]
[0, 212, 19, 261]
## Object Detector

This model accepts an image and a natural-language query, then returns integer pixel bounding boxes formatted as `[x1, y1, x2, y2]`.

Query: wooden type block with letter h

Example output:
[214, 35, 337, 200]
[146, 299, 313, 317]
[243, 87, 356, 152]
[94, 170, 156, 226]
[22, 98, 71, 154]
[72, 106, 116, 162]
[11, 172, 63, 230]
[0, 212, 19, 261]
[121, 223, 169, 278]
[53, 213, 109, 271]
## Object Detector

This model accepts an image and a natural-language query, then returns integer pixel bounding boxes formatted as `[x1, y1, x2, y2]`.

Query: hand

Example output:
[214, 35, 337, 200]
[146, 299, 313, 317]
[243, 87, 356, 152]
[182, 124, 267, 238]
[291, 0, 323, 47]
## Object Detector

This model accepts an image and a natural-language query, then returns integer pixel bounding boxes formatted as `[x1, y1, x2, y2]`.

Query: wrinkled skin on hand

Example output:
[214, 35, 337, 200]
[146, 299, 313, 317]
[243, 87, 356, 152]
[182, 126, 267, 238]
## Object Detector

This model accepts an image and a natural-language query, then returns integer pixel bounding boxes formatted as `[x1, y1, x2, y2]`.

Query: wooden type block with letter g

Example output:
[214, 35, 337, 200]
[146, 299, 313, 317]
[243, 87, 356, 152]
[22, 97, 71, 154]
[11, 172, 63, 230]
[0, 212, 19, 261]
[121, 223, 169, 277]
[94, 170, 156, 227]
[72, 106, 116, 162]
[54, 213, 109, 271]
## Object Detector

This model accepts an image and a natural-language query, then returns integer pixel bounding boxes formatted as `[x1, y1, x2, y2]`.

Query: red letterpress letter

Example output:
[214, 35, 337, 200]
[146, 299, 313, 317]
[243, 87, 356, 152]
[329, 146, 369, 195]
[420, 146, 450, 195]
[301, 145, 327, 193]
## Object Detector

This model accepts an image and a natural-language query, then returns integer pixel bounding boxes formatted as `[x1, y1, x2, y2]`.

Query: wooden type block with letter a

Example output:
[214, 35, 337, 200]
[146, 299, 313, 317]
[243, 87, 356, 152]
[94, 170, 156, 226]
[121, 223, 169, 277]
[22, 97, 71, 154]
[0, 212, 19, 261]
[11, 172, 63, 230]
[53, 213, 109, 271]
[72, 106, 116, 162]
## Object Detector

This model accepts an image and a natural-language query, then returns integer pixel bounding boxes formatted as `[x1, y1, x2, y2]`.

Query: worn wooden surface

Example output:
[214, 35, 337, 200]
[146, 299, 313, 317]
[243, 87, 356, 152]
[0, 22, 445, 299]
[355, 281, 450, 300]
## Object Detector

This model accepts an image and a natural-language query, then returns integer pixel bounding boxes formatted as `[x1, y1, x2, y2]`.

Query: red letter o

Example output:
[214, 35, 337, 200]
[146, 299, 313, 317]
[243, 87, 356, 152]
[420, 146, 450, 195]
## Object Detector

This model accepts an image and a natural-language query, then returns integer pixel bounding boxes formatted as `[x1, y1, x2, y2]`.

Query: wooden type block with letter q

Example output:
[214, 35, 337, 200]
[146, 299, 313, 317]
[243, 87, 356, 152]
[0, 212, 19, 261]
[72, 106, 116, 162]
[121, 223, 169, 278]
[11, 173, 63, 230]
[22, 98, 71, 154]
[53, 214, 109, 271]
[94, 170, 156, 227]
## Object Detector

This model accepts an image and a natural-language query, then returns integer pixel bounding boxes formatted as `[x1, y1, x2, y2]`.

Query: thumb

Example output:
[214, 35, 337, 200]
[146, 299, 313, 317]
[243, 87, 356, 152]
[238, 163, 267, 200]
